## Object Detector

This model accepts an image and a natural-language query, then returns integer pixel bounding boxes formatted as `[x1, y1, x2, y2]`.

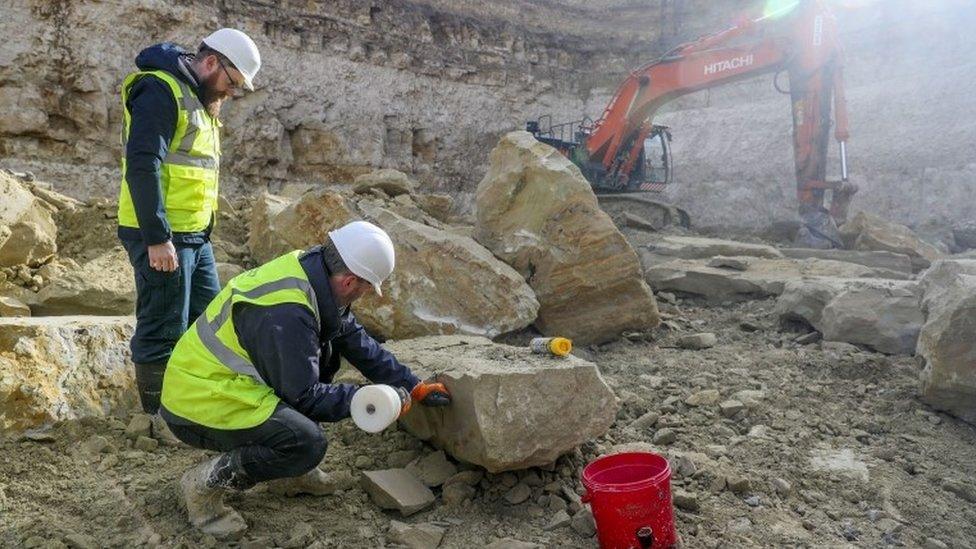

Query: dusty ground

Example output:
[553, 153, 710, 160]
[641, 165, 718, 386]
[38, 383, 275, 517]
[2, 294, 975, 548]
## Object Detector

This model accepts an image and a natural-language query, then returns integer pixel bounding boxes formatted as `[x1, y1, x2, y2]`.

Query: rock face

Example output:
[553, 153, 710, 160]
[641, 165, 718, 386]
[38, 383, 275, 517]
[353, 169, 417, 197]
[0, 172, 57, 267]
[775, 278, 923, 355]
[249, 189, 538, 340]
[474, 131, 659, 344]
[916, 260, 976, 423]
[30, 248, 135, 315]
[646, 256, 902, 301]
[393, 335, 618, 472]
[839, 211, 945, 271]
[0, 316, 137, 433]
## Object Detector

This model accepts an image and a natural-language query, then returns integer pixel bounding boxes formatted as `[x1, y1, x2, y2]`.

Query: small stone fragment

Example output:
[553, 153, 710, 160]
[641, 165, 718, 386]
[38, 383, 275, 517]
[685, 389, 720, 407]
[388, 520, 446, 549]
[544, 509, 571, 531]
[125, 414, 152, 440]
[80, 435, 111, 455]
[628, 411, 660, 431]
[441, 482, 476, 506]
[504, 482, 533, 505]
[570, 507, 596, 537]
[406, 450, 458, 487]
[673, 490, 700, 512]
[727, 476, 751, 495]
[676, 332, 717, 350]
[653, 428, 677, 445]
[744, 495, 760, 507]
[772, 478, 792, 496]
[133, 436, 158, 452]
[719, 400, 745, 417]
[485, 539, 541, 549]
[443, 470, 484, 487]
[361, 469, 436, 516]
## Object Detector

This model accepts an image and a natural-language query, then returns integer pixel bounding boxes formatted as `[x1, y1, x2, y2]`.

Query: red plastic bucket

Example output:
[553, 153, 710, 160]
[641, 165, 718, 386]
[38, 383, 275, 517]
[581, 452, 677, 549]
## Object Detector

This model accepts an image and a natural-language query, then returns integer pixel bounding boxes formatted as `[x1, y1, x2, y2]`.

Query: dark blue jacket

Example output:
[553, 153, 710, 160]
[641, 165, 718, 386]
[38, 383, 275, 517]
[118, 43, 211, 245]
[228, 247, 420, 423]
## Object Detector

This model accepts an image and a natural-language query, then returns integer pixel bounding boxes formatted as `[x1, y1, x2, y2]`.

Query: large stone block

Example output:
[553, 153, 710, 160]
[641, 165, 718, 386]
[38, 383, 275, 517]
[393, 335, 618, 472]
[917, 260, 976, 423]
[839, 211, 944, 272]
[779, 248, 913, 275]
[646, 256, 902, 302]
[248, 190, 538, 339]
[775, 277, 923, 355]
[474, 131, 659, 344]
[30, 248, 135, 315]
[636, 235, 784, 267]
[0, 171, 57, 267]
[0, 316, 137, 433]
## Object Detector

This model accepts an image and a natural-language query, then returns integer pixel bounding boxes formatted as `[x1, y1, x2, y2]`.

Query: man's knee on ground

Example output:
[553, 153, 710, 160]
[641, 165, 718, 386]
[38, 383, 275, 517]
[285, 417, 328, 474]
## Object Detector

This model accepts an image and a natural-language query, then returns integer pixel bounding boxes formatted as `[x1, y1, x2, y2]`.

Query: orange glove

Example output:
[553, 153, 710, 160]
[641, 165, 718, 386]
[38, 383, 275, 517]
[411, 380, 452, 407]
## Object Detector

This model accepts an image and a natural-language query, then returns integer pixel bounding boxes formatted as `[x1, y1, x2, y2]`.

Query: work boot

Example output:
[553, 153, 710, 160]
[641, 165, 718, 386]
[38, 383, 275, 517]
[150, 414, 182, 447]
[266, 468, 339, 497]
[180, 456, 250, 539]
[134, 362, 166, 414]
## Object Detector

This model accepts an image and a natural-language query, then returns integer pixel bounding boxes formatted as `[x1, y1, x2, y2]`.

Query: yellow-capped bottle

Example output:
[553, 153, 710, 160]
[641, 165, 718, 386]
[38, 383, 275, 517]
[529, 337, 573, 357]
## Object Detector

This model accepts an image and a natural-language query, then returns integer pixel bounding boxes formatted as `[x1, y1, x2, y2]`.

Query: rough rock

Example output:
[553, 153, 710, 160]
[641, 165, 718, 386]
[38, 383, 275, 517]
[504, 482, 532, 505]
[570, 508, 596, 537]
[779, 248, 913, 275]
[394, 335, 618, 472]
[0, 172, 58, 267]
[0, 296, 30, 317]
[406, 450, 457, 487]
[248, 189, 538, 339]
[636, 235, 783, 267]
[677, 333, 717, 350]
[839, 211, 945, 271]
[353, 169, 417, 197]
[485, 539, 541, 549]
[388, 520, 445, 548]
[916, 260, 976, 423]
[216, 262, 245, 284]
[360, 469, 436, 517]
[647, 256, 905, 301]
[0, 316, 136, 433]
[473, 131, 659, 345]
[775, 278, 923, 354]
[30, 248, 135, 315]
[414, 193, 454, 224]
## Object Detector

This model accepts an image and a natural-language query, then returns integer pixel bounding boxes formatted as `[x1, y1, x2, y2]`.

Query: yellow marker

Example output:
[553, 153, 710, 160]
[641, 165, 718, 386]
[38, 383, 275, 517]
[530, 337, 573, 357]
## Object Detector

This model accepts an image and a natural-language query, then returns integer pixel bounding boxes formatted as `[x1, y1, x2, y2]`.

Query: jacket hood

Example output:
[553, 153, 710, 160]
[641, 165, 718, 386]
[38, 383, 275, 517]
[135, 43, 199, 88]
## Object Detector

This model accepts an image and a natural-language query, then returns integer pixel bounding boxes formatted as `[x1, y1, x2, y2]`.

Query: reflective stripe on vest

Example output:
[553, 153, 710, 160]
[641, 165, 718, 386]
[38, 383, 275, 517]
[161, 251, 320, 429]
[194, 276, 320, 381]
[117, 69, 220, 233]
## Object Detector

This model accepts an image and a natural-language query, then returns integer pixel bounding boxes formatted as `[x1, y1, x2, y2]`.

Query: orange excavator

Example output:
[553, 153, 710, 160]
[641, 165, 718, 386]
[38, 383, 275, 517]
[527, 0, 857, 248]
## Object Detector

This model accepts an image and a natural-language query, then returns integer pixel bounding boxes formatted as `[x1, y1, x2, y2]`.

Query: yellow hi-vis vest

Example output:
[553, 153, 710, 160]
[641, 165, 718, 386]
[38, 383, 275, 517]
[161, 251, 320, 429]
[117, 69, 221, 233]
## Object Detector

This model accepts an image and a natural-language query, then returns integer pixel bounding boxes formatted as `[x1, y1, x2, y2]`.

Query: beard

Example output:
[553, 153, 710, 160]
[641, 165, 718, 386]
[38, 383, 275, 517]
[199, 71, 230, 119]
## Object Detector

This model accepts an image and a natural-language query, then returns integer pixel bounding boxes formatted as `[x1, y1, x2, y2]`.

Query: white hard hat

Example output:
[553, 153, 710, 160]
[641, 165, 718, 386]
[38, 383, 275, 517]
[202, 28, 261, 91]
[329, 221, 395, 296]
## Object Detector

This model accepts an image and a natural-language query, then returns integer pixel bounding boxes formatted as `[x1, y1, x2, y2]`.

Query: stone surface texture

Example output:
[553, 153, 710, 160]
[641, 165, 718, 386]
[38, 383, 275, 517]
[360, 469, 436, 517]
[916, 260, 976, 424]
[249, 188, 538, 340]
[775, 277, 923, 355]
[30, 248, 135, 315]
[0, 316, 136, 433]
[474, 131, 659, 345]
[393, 335, 618, 472]
[0, 172, 57, 267]
[839, 211, 945, 271]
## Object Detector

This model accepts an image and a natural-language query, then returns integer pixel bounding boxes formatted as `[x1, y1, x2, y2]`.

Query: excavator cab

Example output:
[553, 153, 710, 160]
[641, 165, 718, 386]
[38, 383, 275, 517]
[636, 126, 673, 191]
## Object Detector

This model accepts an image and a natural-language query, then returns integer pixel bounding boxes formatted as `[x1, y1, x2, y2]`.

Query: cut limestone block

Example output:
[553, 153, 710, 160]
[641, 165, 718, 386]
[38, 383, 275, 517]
[474, 131, 659, 345]
[0, 316, 137, 433]
[393, 335, 618, 472]
[361, 469, 436, 517]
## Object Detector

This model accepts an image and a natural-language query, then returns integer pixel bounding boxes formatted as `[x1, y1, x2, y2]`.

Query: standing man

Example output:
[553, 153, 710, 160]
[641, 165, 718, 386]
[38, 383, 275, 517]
[160, 221, 451, 538]
[117, 29, 261, 417]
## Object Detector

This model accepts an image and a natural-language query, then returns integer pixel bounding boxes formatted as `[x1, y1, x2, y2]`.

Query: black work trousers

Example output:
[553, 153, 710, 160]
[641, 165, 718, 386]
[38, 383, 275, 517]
[167, 403, 327, 483]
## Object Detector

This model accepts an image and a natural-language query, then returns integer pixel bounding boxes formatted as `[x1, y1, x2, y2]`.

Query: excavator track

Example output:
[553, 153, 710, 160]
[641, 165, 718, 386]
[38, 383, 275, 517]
[597, 193, 691, 232]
